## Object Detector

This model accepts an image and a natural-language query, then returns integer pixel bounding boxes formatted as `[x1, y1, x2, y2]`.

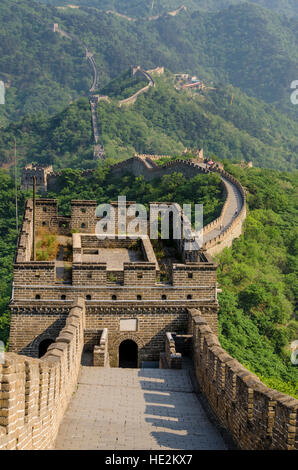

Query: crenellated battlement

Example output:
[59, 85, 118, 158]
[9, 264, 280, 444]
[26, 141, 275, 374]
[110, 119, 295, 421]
[189, 310, 298, 450]
[0, 298, 85, 450]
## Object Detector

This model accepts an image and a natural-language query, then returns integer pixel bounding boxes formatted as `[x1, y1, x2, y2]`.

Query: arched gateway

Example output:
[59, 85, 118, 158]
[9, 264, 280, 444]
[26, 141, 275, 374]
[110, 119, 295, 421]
[119, 339, 138, 368]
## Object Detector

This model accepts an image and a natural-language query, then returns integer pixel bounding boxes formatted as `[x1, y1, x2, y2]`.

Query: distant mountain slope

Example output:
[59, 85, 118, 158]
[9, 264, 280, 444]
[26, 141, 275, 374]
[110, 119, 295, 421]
[0, 0, 92, 124]
[55, 2, 298, 115]
[1, 72, 297, 171]
[1, 1, 298, 123]
[38, 0, 298, 18]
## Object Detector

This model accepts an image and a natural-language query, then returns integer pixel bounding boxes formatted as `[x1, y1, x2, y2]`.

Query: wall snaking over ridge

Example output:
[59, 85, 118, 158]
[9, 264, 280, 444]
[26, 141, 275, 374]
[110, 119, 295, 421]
[110, 156, 247, 255]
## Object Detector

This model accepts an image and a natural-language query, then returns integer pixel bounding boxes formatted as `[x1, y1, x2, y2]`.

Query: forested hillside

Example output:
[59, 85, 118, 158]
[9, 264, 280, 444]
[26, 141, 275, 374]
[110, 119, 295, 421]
[0, 0, 92, 124]
[55, 2, 298, 113]
[217, 163, 298, 397]
[38, 0, 298, 18]
[98, 69, 148, 99]
[1, 0, 298, 123]
[1, 73, 297, 171]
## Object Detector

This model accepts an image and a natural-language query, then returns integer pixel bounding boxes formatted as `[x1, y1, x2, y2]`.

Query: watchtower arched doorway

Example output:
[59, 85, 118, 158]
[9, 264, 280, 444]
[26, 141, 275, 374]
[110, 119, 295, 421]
[119, 340, 138, 368]
[38, 338, 55, 358]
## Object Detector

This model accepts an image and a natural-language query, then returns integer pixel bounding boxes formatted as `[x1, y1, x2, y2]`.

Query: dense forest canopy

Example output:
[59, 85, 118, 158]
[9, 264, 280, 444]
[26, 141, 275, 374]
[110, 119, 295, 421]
[0, 0, 298, 123]
[217, 163, 298, 397]
[0, 73, 297, 171]
[0, 0, 92, 125]
[37, 0, 298, 18]
[98, 69, 148, 99]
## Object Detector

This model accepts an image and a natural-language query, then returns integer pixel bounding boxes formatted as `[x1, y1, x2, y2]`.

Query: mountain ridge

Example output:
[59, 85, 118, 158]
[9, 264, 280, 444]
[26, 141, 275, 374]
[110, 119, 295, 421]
[1, 0, 298, 124]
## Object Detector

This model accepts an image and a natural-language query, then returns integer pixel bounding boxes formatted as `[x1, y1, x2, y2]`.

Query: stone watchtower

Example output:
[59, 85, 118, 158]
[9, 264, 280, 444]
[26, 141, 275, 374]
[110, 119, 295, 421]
[20, 164, 53, 194]
[9, 198, 219, 367]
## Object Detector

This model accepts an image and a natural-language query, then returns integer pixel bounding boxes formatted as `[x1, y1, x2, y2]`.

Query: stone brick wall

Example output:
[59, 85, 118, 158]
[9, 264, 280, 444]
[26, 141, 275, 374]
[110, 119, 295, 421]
[21, 165, 53, 194]
[93, 328, 109, 367]
[172, 262, 217, 287]
[23, 156, 247, 259]
[204, 169, 247, 256]
[70, 200, 98, 233]
[164, 332, 182, 369]
[72, 263, 108, 285]
[202, 178, 228, 236]
[12, 286, 217, 303]
[110, 156, 246, 257]
[16, 200, 33, 262]
[10, 297, 216, 360]
[9, 306, 69, 356]
[189, 309, 298, 450]
[86, 306, 189, 366]
[119, 68, 154, 107]
[0, 298, 85, 450]
[111, 156, 209, 182]
[13, 262, 56, 285]
[123, 263, 157, 285]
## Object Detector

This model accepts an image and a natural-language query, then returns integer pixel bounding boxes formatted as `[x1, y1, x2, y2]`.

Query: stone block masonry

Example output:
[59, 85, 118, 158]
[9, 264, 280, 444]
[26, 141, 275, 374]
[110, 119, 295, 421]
[0, 298, 85, 450]
[189, 309, 298, 450]
[21, 154, 247, 258]
[10, 197, 219, 358]
[93, 328, 109, 367]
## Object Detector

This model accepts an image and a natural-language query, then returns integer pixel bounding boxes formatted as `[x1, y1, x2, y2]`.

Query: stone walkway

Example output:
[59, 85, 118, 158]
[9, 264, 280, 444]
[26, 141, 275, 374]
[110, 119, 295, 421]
[203, 175, 243, 244]
[55, 367, 227, 450]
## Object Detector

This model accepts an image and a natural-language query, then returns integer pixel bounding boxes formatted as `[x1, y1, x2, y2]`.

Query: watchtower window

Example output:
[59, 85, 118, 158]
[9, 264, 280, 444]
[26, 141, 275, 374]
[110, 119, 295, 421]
[86, 295, 91, 300]
[61, 295, 66, 300]
[137, 273, 143, 279]
[187, 294, 192, 300]
[162, 294, 167, 300]
[81, 208, 86, 213]
[188, 273, 193, 279]
[112, 295, 117, 301]
[87, 273, 92, 279]
[42, 221, 46, 227]
[35, 294, 40, 300]
[81, 223, 86, 229]
[137, 295, 142, 300]
[42, 207, 47, 212]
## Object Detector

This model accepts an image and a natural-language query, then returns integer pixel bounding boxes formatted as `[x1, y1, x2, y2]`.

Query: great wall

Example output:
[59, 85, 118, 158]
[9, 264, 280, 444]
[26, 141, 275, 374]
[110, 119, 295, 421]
[1, 152, 296, 450]
[54, 23, 160, 160]
[0, 15, 297, 452]
[21, 154, 245, 256]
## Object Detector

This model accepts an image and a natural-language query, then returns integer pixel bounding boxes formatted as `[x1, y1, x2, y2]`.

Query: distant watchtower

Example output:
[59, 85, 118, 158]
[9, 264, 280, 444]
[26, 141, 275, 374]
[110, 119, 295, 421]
[53, 23, 59, 33]
[21, 163, 53, 194]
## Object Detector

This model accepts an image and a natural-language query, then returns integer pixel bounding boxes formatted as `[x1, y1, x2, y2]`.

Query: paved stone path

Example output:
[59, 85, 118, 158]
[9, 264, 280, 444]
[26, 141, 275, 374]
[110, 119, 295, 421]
[82, 248, 143, 270]
[203, 175, 243, 244]
[55, 367, 227, 450]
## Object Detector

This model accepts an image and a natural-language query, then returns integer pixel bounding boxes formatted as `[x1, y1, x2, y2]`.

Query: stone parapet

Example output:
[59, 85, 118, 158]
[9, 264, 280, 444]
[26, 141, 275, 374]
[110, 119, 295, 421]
[93, 328, 109, 367]
[188, 309, 298, 450]
[163, 332, 182, 369]
[0, 298, 85, 450]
